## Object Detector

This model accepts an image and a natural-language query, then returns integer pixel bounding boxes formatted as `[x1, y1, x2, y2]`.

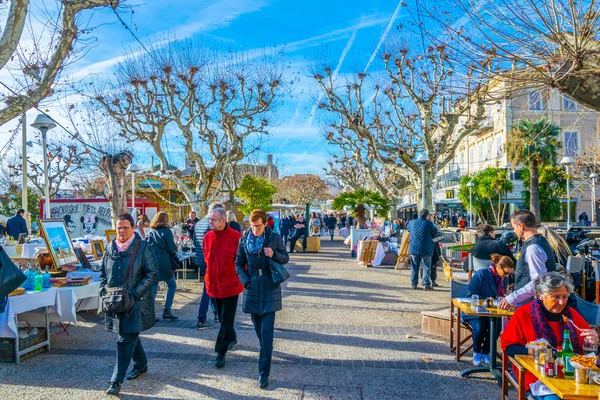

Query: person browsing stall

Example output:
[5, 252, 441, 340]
[499, 210, 556, 310]
[462, 224, 516, 270]
[236, 209, 289, 389]
[501, 272, 597, 400]
[465, 254, 514, 367]
[203, 208, 243, 369]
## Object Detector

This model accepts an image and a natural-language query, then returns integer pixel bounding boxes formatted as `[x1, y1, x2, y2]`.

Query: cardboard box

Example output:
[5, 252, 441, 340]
[294, 236, 321, 252]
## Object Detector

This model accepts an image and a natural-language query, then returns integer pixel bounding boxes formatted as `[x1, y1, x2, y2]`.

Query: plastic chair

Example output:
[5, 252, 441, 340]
[574, 295, 600, 327]
[449, 279, 473, 361]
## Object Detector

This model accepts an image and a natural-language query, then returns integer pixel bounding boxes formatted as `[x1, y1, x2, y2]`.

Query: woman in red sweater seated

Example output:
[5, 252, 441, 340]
[501, 272, 598, 400]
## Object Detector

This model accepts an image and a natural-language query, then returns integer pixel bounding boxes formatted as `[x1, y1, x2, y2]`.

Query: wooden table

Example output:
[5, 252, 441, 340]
[452, 298, 514, 385]
[515, 355, 600, 399]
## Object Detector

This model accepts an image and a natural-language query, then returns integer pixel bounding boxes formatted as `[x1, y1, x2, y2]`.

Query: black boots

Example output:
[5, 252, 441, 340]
[162, 309, 178, 320]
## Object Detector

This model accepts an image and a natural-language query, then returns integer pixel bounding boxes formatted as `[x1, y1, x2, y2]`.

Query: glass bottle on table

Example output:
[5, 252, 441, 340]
[544, 346, 555, 377]
[42, 268, 51, 289]
[555, 346, 565, 378]
[562, 330, 574, 377]
[34, 268, 43, 291]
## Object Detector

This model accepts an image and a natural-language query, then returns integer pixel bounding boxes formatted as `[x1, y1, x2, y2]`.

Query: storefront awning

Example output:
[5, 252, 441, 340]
[398, 202, 417, 210]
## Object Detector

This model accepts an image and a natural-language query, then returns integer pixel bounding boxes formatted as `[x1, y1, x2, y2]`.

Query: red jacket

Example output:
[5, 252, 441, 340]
[203, 225, 243, 299]
[501, 302, 590, 390]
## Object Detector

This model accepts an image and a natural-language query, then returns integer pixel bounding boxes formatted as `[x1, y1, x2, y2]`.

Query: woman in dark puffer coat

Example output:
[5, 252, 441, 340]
[236, 209, 289, 390]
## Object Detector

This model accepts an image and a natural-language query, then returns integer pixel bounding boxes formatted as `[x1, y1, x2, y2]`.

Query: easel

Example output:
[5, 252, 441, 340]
[358, 239, 378, 267]
[395, 231, 410, 270]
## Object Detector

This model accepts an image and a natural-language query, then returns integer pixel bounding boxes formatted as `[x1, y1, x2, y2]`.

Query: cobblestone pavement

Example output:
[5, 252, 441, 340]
[0, 238, 503, 399]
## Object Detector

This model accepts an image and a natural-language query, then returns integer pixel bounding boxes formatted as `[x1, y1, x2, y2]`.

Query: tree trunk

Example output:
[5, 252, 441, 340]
[420, 170, 435, 211]
[529, 160, 541, 223]
[100, 151, 132, 228]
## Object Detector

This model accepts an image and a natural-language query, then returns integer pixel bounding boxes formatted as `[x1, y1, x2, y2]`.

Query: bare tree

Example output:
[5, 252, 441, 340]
[275, 174, 330, 205]
[93, 39, 291, 215]
[425, 0, 600, 111]
[314, 40, 489, 209]
[0, 0, 119, 125]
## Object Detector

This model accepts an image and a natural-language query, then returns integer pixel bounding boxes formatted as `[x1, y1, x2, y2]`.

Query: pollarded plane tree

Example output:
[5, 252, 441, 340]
[426, 0, 600, 111]
[0, 0, 119, 125]
[314, 39, 490, 209]
[93, 40, 290, 215]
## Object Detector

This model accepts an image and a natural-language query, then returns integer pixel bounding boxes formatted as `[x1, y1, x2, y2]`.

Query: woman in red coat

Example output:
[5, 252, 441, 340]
[501, 272, 598, 400]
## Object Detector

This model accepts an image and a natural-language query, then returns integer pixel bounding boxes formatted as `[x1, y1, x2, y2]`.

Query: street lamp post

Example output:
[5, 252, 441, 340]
[415, 154, 430, 210]
[31, 114, 56, 219]
[467, 180, 474, 228]
[560, 156, 575, 230]
[590, 172, 598, 225]
[127, 163, 140, 219]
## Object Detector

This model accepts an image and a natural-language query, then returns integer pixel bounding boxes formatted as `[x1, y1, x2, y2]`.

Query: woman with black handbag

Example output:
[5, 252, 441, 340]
[100, 213, 158, 396]
[147, 212, 179, 320]
[235, 209, 289, 389]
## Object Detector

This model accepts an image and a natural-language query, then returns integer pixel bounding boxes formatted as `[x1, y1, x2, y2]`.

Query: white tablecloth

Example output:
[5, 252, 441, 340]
[19, 282, 101, 325]
[356, 241, 386, 266]
[67, 270, 101, 282]
[0, 288, 59, 338]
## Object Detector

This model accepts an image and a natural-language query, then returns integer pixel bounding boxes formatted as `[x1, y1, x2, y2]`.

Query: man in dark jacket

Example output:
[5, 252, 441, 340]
[279, 215, 291, 248]
[203, 208, 243, 369]
[325, 213, 337, 241]
[236, 209, 289, 389]
[186, 211, 200, 239]
[462, 224, 516, 270]
[288, 215, 307, 253]
[100, 213, 158, 396]
[194, 204, 222, 329]
[407, 209, 439, 290]
[6, 209, 28, 240]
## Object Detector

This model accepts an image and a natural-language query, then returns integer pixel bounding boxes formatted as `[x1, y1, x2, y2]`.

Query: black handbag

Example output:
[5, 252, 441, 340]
[0, 245, 26, 298]
[101, 241, 140, 314]
[269, 258, 290, 284]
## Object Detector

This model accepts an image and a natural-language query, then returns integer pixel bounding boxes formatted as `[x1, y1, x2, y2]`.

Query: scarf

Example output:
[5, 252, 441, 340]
[246, 231, 265, 255]
[529, 299, 581, 352]
[115, 234, 135, 253]
[489, 266, 505, 297]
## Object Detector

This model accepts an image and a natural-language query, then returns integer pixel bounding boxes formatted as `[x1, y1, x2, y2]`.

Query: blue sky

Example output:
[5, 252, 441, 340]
[1, 0, 427, 176]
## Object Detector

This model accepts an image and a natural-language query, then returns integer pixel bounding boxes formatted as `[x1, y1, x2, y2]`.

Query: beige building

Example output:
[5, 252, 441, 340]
[427, 80, 599, 221]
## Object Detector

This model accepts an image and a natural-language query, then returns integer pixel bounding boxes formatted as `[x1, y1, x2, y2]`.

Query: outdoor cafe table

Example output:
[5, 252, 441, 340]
[452, 298, 514, 385]
[514, 354, 600, 399]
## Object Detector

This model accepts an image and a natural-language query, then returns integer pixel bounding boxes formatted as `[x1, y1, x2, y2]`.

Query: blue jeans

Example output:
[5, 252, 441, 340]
[111, 332, 147, 384]
[328, 228, 335, 240]
[465, 316, 498, 354]
[151, 276, 177, 311]
[410, 254, 432, 287]
[281, 234, 289, 248]
[197, 283, 217, 323]
[251, 311, 276, 378]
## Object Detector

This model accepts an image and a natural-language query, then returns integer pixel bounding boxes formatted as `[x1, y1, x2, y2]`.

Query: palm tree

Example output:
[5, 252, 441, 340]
[507, 118, 562, 222]
[332, 189, 390, 226]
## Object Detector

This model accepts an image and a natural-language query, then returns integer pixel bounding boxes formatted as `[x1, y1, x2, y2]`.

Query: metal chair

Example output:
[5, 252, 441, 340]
[449, 279, 473, 361]
[467, 254, 491, 282]
[574, 295, 600, 327]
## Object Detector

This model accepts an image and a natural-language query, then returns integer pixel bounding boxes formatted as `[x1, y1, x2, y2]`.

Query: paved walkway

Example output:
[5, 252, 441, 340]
[0, 238, 501, 399]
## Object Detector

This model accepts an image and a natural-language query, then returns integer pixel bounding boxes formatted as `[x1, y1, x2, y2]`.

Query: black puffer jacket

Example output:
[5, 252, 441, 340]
[146, 225, 178, 281]
[235, 227, 289, 316]
[100, 235, 159, 334]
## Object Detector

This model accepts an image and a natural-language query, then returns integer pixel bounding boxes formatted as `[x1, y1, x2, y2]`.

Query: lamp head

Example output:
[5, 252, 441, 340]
[126, 163, 141, 174]
[560, 156, 575, 166]
[415, 153, 430, 165]
[467, 181, 474, 188]
[30, 114, 56, 131]
[590, 173, 598, 179]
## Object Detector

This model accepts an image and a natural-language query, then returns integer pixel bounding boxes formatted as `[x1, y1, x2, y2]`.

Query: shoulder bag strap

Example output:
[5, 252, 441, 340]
[123, 240, 141, 286]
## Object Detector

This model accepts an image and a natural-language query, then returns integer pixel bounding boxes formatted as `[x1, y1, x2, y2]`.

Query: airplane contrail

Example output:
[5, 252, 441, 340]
[307, 18, 361, 126]
[364, 0, 403, 74]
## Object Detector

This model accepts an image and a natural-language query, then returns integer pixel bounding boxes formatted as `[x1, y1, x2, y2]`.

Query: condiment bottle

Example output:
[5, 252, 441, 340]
[544, 346, 555, 377]
[562, 330, 574, 377]
[556, 347, 565, 378]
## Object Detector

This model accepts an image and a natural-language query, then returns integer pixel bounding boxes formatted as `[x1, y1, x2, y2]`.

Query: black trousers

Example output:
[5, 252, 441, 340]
[251, 312, 276, 378]
[289, 233, 306, 252]
[111, 332, 147, 384]
[213, 295, 239, 356]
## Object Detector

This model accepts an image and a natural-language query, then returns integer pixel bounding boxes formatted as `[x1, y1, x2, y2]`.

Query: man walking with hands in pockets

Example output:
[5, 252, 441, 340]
[203, 208, 243, 369]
